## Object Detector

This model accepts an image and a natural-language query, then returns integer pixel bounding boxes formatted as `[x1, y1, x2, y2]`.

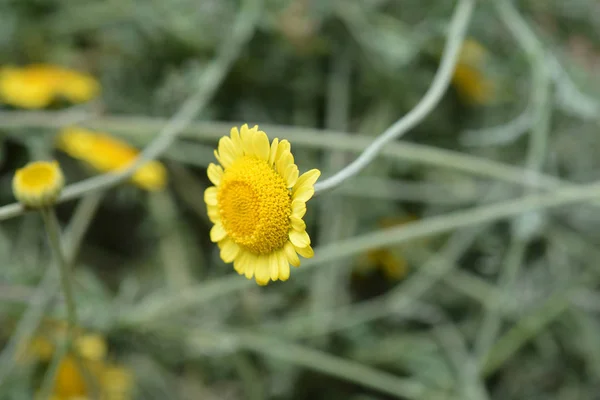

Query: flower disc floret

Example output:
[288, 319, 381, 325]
[218, 155, 292, 254]
[12, 161, 65, 208]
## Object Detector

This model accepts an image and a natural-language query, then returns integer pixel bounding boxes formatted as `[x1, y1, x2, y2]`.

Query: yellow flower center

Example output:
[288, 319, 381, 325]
[19, 163, 57, 189]
[217, 156, 291, 254]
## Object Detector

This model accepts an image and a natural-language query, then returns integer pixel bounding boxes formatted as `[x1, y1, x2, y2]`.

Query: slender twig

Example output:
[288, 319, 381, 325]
[0, 0, 260, 222]
[263, 229, 481, 339]
[37, 338, 69, 399]
[40, 208, 78, 336]
[187, 331, 430, 400]
[313, 0, 475, 193]
[121, 179, 600, 325]
[0, 116, 587, 205]
[474, 0, 552, 369]
[63, 192, 104, 263]
[460, 109, 532, 147]
[311, 45, 353, 341]
[0, 193, 103, 389]
[149, 190, 194, 289]
[40, 208, 100, 398]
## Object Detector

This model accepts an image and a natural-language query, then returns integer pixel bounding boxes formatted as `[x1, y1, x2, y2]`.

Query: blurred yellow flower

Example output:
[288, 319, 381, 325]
[12, 160, 65, 208]
[75, 333, 108, 362]
[205, 124, 320, 285]
[0, 64, 100, 109]
[451, 39, 495, 105]
[48, 355, 133, 400]
[365, 248, 408, 280]
[357, 216, 419, 280]
[56, 126, 167, 191]
[26, 327, 134, 400]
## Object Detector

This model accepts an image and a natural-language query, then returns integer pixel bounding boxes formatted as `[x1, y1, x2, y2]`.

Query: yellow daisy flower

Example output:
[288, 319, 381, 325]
[205, 124, 320, 285]
[56, 126, 167, 191]
[12, 161, 65, 208]
[0, 64, 99, 109]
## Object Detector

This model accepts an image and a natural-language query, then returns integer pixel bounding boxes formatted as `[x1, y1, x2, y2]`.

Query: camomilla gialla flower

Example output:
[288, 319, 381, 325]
[0, 64, 100, 109]
[12, 161, 65, 208]
[56, 126, 167, 191]
[22, 323, 134, 400]
[205, 124, 320, 285]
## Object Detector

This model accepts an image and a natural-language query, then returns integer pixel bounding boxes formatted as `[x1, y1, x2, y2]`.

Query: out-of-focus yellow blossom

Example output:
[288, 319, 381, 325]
[56, 126, 167, 191]
[357, 215, 420, 280]
[277, 0, 321, 53]
[22, 326, 106, 364]
[47, 355, 133, 400]
[0, 64, 99, 109]
[74, 333, 108, 362]
[451, 38, 495, 105]
[12, 161, 65, 208]
[25, 326, 134, 400]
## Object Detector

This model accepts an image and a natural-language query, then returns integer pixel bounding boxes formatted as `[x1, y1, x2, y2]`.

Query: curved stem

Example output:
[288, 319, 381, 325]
[313, 0, 476, 193]
[40, 208, 78, 336]
[40, 207, 100, 399]
[0, 0, 260, 222]
[122, 179, 600, 325]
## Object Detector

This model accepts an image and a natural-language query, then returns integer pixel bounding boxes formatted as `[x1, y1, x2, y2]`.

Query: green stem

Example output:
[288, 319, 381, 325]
[40, 207, 100, 399]
[40, 208, 78, 336]
[37, 338, 69, 399]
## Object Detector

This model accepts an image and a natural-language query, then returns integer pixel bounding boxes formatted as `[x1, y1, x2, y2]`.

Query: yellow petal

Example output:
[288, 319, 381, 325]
[291, 200, 307, 218]
[284, 164, 299, 188]
[276, 140, 291, 162]
[290, 216, 306, 231]
[234, 251, 249, 275]
[207, 205, 220, 223]
[233, 258, 244, 274]
[269, 252, 280, 282]
[276, 151, 294, 176]
[293, 169, 321, 195]
[284, 241, 300, 267]
[244, 253, 257, 279]
[204, 187, 218, 206]
[254, 256, 270, 285]
[214, 149, 231, 168]
[289, 229, 310, 248]
[229, 127, 244, 157]
[295, 245, 314, 259]
[217, 137, 236, 166]
[210, 223, 227, 242]
[268, 138, 280, 166]
[207, 163, 223, 186]
[240, 124, 255, 156]
[293, 186, 315, 203]
[220, 238, 240, 263]
[277, 249, 291, 280]
[253, 130, 271, 162]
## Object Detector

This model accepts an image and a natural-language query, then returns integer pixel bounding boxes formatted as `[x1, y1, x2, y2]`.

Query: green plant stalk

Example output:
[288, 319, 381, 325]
[0, 192, 103, 388]
[37, 338, 69, 399]
[40, 208, 78, 337]
[40, 207, 100, 399]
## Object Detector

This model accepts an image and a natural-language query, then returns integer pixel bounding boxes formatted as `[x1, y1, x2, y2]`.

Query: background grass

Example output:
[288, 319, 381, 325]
[1, 0, 600, 399]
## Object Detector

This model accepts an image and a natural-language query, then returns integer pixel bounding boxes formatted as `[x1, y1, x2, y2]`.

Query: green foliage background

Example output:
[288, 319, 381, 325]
[1, 0, 600, 399]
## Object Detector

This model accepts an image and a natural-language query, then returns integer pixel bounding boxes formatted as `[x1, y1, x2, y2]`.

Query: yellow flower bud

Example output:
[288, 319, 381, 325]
[12, 161, 65, 208]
